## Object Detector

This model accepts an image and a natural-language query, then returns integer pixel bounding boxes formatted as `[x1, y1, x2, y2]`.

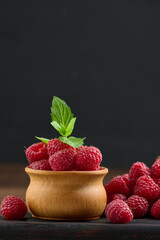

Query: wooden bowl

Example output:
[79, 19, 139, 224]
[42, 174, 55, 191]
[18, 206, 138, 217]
[25, 166, 108, 221]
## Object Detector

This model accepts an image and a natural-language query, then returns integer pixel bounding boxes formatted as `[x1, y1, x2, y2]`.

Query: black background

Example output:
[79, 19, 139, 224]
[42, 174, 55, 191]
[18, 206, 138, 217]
[1, 0, 160, 168]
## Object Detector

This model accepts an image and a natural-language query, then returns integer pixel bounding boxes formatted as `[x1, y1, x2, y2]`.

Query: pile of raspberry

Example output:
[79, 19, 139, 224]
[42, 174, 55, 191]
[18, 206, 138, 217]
[25, 139, 102, 171]
[105, 158, 160, 223]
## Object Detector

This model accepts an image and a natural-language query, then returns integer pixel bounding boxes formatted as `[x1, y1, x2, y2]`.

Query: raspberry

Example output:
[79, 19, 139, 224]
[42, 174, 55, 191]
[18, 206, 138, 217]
[107, 193, 127, 204]
[105, 175, 130, 197]
[152, 157, 160, 178]
[49, 148, 76, 171]
[129, 162, 150, 188]
[107, 194, 113, 204]
[47, 138, 73, 156]
[28, 159, 51, 170]
[122, 174, 130, 188]
[148, 199, 157, 211]
[134, 175, 160, 200]
[151, 175, 160, 192]
[74, 146, 102, 171]
[1, 196, 28, 220]
[156, 179, 160, 188]
[151, 174, 159, 184]
[76, 145, 87, 153]
[25, 142, 49, 164]
[127, 195, 149, 218]
[111, 194, 127, 202]
[105, 199, 133, 224]
[151, 199, 160, 219]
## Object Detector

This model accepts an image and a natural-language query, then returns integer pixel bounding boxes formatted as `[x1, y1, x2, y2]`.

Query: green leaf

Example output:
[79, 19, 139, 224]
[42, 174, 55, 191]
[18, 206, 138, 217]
[51, 121, 62, 133]
[65, 117, 76, 137]
[50, 121, 70, 137]
[35, 136, 50, 144]
[59, 136, 86, 148]
[51, 96, 73, 129]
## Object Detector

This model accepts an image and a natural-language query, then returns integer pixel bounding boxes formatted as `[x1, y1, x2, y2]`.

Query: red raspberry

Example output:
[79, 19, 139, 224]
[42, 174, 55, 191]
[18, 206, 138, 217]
[49, 148, 76, 171]
[122, 174, 130, 188]
[151, 199, 160, 219]
[76, 145, 87, 153]
[25, 142, 49, 164]
[148, 199, 157, 211]
[151, 175, 160, 193]
[47, 138, 73, 156]
[129, 162, 150, 188]
[111, 194, 127, 202]
[105, 175, 130, 197]
[1, 196, 28, 220]
[127, 195, 149, 218]
[107, 194, 113, 204]
[28, 159, 51, 170]
[151, 174, 159, 184]
[74, 146, 102, 171]
[105, 199, 133, 224]
[134, 175, 160, 200]
[156, 179, 160, 188]
[152, 157, 160, 178]
[107, 193, 127, 204]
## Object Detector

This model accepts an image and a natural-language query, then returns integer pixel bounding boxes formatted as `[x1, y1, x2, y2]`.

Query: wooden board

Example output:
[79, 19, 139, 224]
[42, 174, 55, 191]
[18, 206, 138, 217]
[0, 213, 160, 240]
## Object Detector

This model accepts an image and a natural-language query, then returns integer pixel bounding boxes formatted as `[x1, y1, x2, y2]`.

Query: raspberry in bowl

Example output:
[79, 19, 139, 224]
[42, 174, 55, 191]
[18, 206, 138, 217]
[25, 96, 108, 220]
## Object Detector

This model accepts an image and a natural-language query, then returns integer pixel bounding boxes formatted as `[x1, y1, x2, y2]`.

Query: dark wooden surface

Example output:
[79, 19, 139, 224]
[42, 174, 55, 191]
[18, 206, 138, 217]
[1, 213, 160, 240]
[1, 164, 160, 240]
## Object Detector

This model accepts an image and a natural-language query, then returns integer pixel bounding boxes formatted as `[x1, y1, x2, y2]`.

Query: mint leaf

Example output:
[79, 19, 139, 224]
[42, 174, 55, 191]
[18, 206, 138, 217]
[59, 136, 86, 148]
[65, 117, 76, 137]
[50, 121, 66, 136]
[50, 96, 75, 137]
[50, 96, 86, 145]
[51, 96, 73, 129]
[35, 136, 50, 144]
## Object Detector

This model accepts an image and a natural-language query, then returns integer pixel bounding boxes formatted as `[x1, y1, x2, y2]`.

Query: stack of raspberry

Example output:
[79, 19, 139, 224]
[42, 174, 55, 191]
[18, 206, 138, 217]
[25, 139, 102, 171]
[105, 158, 160, 223]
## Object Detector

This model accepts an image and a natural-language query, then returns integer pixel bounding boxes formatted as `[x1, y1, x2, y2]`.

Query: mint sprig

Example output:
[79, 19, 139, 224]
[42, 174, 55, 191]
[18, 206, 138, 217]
[35, 136, 50, 144]
[59, 136, 86, 148]
[51, 97, 73, 130]
[36, 96, 85, 148]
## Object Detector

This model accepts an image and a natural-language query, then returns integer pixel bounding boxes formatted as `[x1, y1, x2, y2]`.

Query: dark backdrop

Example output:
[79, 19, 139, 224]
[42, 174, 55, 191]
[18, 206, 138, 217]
[1, 1, 160, 168]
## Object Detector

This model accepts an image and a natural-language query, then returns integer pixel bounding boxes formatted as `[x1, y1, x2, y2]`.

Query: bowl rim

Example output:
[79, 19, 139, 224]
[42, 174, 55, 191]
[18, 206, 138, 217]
[25, 166, 108, 175]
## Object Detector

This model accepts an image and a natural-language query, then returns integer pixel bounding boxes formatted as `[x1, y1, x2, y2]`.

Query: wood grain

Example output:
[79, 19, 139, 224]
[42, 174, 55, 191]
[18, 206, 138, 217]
[0, 164, 128, 202]
[1, 213, 160, 240]
[25, 167, 108, 220]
